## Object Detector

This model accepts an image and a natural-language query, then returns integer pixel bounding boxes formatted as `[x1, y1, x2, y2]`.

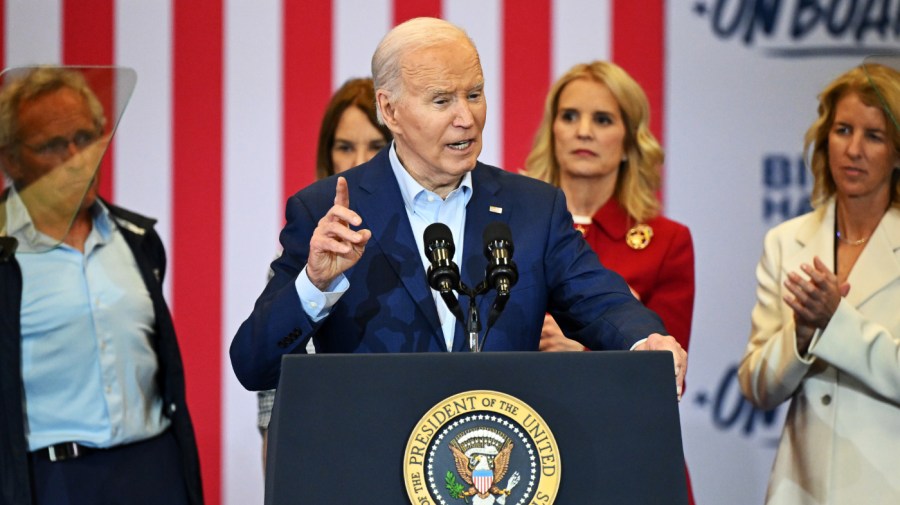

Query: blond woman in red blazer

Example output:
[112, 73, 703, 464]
[525, 60, 695, 355]
[525, 60, 696, 504]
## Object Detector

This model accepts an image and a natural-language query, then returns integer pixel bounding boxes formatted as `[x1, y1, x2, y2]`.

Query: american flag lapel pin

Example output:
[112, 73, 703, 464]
[489, 205, 503, 214]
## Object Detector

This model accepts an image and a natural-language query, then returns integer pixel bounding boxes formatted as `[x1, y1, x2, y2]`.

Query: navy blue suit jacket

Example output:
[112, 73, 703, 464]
[230, 149, 666, 390]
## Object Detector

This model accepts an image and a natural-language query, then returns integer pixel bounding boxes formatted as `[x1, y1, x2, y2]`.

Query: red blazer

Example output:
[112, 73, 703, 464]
[578, 199, 697, 505]
[578, 199, 695, 351]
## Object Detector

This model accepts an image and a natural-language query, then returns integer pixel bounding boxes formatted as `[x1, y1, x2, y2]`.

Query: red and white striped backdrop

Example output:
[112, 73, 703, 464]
[2, 1, 664, 503]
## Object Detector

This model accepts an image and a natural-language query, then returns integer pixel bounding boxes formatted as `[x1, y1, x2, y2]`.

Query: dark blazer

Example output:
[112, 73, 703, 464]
[0, 201, 203, 505]
[230, 149, 666, 391]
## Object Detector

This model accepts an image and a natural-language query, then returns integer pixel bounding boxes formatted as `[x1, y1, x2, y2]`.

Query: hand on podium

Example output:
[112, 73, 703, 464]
[634, 333, 687, 401]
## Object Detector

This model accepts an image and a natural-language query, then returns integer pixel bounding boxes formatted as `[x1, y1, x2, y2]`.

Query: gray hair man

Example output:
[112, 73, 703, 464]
[231, 18, 687, 404]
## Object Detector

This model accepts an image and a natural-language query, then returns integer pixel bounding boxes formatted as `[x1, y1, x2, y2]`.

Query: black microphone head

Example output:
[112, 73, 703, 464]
[424, 222, 455, 258]
[482, 221, 517, 291]
[482, 221, 513, 255]
[424, 222, 460, 292]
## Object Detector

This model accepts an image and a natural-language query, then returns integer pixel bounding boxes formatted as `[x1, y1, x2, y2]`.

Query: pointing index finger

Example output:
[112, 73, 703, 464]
[330, 176, 363, 227]
[334, 176, 349, 208]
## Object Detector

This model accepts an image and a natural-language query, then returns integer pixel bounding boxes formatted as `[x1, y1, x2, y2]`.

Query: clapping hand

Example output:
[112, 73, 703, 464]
[783, 256, 850, 353]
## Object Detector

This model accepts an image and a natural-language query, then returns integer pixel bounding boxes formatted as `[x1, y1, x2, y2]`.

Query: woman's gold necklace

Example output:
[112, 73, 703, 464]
[835, 230, 869, 246]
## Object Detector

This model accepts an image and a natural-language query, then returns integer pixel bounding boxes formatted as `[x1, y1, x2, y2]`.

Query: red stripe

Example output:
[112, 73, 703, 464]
[611, 0, 666, 196]
[173, 1, 223, 504]
[393, 0, 442, 24]
[282, 1, 331, 205]
[62, 0, 116, 202]
[502, 0, 552, 172]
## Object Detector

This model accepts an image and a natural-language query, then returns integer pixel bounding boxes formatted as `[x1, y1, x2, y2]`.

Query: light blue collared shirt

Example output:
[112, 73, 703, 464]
[295, 142, 473, 350]
[6, 188, 168, 451]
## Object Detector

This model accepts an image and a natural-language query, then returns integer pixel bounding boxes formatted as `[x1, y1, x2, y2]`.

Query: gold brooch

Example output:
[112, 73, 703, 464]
[625, 224, 653, 250]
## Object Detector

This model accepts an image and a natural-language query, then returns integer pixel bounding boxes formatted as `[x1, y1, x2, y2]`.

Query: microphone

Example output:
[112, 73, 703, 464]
[423, 223, 463, 321]
[483, 222, 518, 327]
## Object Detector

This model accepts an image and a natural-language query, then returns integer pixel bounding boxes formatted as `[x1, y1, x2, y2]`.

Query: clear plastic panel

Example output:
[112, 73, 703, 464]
[0, 66, 136, 253]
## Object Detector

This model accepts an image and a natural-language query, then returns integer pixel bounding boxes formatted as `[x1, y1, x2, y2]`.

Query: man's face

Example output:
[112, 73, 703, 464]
[381, 39, 486, 196]
[7, 87, 101, 206]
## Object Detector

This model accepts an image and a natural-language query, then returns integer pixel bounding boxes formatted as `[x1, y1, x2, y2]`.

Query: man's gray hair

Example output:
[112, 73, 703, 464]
[0, 67, 106, 152]
[371, 17, 478, 124]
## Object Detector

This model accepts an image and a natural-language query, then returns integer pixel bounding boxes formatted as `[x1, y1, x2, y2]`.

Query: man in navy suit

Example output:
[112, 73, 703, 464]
[230, 17, 687, 397]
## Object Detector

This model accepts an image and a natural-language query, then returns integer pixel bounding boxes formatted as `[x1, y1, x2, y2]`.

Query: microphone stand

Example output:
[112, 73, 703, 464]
[466, 298, 480, 353]
[451, 280, 488, 353]
[457, 278, 509, 353]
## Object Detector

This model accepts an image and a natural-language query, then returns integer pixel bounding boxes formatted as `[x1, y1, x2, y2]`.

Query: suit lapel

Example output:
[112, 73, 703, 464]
[785, 200, 900, 309]
[784, 202, 834, 279]
[355, 153, 444, 341]
[844, 207, 900, 307]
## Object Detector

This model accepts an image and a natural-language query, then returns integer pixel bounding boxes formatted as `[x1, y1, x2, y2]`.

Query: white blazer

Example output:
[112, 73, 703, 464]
[739, 198, 900, 505]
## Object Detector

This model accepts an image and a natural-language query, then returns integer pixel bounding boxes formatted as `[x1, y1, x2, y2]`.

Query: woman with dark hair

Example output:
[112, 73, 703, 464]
[739, 62, 900, 504]
[315, 77, 391, 179]
[257, 77, 391, 467]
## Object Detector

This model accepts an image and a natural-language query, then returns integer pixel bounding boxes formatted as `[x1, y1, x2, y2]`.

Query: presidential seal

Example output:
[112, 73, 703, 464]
[404, 390, 561, 505]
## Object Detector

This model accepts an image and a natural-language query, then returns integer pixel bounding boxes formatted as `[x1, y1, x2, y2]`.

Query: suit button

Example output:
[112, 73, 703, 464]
[821, 394, 831, 406]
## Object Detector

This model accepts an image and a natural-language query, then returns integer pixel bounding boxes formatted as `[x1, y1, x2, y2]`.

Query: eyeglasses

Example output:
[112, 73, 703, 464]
[20, 129, 100, 158]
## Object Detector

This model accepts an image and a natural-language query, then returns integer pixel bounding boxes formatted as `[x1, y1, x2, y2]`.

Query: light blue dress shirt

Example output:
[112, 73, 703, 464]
[6, 188, 168, 451]
[295, 142, 472, 350]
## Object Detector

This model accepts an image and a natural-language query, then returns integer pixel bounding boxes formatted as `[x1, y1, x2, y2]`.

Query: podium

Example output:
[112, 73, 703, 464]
[266, 351, 688, 504]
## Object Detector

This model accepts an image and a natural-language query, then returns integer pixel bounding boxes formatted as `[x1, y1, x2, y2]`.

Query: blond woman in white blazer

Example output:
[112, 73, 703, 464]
[739, 62, 900, 505]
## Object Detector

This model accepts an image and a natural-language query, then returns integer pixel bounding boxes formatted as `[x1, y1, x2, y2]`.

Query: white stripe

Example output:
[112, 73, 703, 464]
[334, 0, 392, 88]
[5, 0, 62, 65]
[552, 0, 611, 79]
[114, 0, 174, 298]
[444, 0, 502, 168]
[223, 1, 284, 504]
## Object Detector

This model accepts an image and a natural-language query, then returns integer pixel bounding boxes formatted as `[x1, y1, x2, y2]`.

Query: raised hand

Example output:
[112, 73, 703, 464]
[783, 256, 850, 353]
[306, 177, 371, 291]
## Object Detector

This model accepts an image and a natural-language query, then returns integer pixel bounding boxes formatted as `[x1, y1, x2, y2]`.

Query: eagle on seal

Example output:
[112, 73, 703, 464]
[450, 438, 515, 500]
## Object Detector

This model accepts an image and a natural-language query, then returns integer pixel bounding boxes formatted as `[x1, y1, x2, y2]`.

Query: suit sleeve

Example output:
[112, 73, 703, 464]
[542, 188, 666, 350]
[642, 224, 695, 352]
[738, 228, 811, 410]
[230, 192, 326, 391]
[808, 297, 900, 402]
